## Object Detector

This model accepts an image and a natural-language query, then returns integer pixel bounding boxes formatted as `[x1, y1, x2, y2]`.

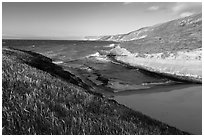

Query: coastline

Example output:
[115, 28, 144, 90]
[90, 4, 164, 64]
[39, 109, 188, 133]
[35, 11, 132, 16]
[2, 48, 190, 135]
[108, 46, 202, 84]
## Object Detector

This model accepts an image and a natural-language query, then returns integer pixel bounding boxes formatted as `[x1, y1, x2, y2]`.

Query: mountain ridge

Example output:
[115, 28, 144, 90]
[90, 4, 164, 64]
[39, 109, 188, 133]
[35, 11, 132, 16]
[85, 13, 201, 52]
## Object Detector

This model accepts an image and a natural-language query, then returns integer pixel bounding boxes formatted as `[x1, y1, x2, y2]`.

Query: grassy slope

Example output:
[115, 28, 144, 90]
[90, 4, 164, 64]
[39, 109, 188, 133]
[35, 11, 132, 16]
[2, 48, 189, 135]
[120, 13, 202, 54]
[96, 13, 201, 54]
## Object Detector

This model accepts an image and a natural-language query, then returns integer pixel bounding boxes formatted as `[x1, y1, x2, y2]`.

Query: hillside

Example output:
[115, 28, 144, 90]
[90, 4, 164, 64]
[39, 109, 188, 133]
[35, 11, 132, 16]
[120, 13, 202, 54]
[86, 13, 201, 53]
[2, 48, 189, 135]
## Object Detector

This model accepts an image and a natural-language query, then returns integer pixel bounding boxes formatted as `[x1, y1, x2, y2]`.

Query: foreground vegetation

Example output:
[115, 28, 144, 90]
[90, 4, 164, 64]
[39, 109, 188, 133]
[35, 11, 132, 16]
[2, 48, 189, 135]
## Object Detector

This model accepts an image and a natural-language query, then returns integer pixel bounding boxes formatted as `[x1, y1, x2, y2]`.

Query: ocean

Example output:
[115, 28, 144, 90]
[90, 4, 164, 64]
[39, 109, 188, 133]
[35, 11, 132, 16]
[2, 39, 202, 134]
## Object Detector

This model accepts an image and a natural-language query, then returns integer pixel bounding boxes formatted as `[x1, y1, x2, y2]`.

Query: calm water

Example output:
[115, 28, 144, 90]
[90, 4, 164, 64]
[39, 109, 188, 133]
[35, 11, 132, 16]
[3, 39, 202, 134]
[115, 84, 202, 134]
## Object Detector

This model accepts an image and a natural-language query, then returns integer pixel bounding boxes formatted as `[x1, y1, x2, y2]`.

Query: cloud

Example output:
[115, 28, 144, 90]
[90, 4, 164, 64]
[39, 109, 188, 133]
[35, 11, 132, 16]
[172, 3, 185, 12]
[123, 2, 134, 5]
[180, 12, 194, 17]
[171, 2, 201, 15]
[148, 6, 159, 11]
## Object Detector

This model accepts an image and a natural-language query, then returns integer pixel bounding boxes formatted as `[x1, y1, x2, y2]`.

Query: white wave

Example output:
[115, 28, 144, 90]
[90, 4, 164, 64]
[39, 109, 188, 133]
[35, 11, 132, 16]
[142, 81, 172, 86]
[86, 52, 111, 62]
[80, 66, 93, 72]
[95, 56, 110, 62]
[104, 44, 115, 48]
[85, 52, 100, 58]
[52, 61, 63, 64]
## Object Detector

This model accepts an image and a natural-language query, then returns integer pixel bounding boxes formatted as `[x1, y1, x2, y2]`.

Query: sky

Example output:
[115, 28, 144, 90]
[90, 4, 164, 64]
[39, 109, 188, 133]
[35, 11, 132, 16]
[2, 2, 202, 40]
